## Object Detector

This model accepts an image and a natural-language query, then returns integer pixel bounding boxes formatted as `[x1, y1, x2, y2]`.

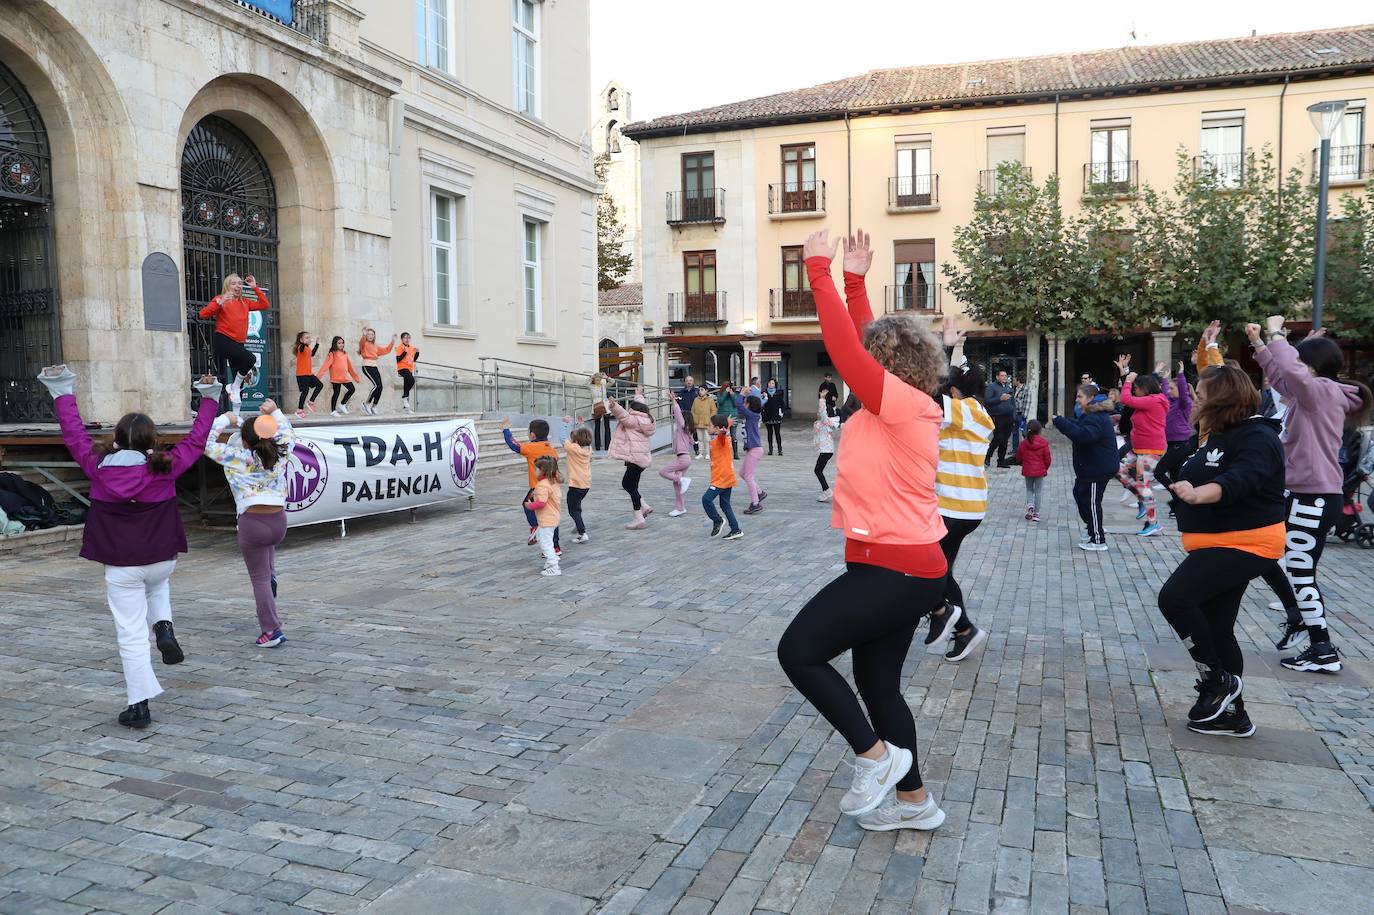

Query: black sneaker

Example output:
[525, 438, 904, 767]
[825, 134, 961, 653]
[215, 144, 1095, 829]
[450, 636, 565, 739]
[152, 621, 184, 665]
[723, 529, 744, 541]
[1188, 669, 1241, 722]
[759, 491, 768, 502]
[944, 625, 987, 661]
[1280, 641, 1342, 673]
[118, 700, 150, 730]
[1275, 619, 1306, 652]
[709, 521, 723, 537]
[1187, 703, 1255, 738]
[924, 603, 964, 646]
[743, 503, 763, 515]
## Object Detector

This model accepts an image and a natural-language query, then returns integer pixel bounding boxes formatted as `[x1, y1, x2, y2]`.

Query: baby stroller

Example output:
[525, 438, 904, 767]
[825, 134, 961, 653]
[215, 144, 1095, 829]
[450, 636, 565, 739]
[1334, 426, 1374, 548]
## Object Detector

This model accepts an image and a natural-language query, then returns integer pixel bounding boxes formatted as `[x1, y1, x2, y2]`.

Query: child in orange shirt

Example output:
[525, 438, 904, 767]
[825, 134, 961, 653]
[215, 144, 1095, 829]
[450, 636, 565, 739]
[316, 336, 360, 416]
[502, 416, 560, 551]
[702, 415, 742, 540]
[561, 418, 593, 543]
[523, 456, 563, 576]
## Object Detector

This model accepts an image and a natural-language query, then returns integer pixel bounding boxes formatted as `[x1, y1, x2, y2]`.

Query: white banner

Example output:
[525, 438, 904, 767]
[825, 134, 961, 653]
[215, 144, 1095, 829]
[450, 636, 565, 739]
[283, 419, 478, 527]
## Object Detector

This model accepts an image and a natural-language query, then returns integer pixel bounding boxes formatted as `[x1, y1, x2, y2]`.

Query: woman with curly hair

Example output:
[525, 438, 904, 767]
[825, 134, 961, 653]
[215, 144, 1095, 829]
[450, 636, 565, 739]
[776, 229, 949, 835]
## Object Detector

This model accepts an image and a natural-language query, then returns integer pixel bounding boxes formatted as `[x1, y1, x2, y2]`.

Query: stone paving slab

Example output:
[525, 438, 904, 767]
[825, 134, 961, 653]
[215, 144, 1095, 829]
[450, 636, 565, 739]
[3, 430, 1374, 914]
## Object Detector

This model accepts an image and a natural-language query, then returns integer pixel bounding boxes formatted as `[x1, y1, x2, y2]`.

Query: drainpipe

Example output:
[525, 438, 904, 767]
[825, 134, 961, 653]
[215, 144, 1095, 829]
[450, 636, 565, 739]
[845, 111, 853, 235]
[1277, 75, 1290, 205]
[1053, 94, 1061, 177]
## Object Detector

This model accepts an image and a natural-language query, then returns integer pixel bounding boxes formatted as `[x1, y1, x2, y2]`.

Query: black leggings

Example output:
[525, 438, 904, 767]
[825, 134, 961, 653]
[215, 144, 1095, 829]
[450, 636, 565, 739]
[814, 453, 833, 490]
[1159, 548, 1279, 674]
[621, 463, 645, 511]
[212, 334, 256, 383]
[592, 414, 612, 451]
[937, 516, 981, 631]
[363, 365, 384, 405]
[1262, 492, 1342, 638]
[398, 369, 415, 399]
[766, 423, 783, 453]
[778, 562, 946, 791]
[296, 374, 324, 410]
[331, 382, 355, 410]
[567, 487, 588, 534]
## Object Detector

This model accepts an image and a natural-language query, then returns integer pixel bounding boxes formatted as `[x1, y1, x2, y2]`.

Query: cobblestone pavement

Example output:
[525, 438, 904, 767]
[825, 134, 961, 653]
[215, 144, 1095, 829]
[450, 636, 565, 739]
[3, 424, 1373, 915]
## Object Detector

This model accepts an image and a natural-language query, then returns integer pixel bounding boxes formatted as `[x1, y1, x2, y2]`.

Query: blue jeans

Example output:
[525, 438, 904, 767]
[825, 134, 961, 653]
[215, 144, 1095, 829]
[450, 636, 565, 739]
[702, 486, 739, 532]
[1011, 413, 1026, 452]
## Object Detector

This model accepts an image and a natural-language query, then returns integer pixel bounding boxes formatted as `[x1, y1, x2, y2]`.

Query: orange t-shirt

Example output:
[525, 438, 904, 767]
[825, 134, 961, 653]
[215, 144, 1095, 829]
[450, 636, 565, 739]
[563, 440, 591, 490]
[359, 338, 394, 365]
[518, 440, 558, 489]
[294, 345, 316, 377]
[531, 478, 561, 527]
[831, 373, 947, 547]
[320, 351, 360, 384]
[709, 432, 736, 488]
[1181, 522, 1285, 560]
[395, 344, 418, 372]
[198, 291, 270, 344]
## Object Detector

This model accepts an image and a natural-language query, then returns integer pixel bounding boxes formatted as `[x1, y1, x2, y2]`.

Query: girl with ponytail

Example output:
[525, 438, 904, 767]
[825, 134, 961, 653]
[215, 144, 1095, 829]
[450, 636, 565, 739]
[205, 398, 297, 648]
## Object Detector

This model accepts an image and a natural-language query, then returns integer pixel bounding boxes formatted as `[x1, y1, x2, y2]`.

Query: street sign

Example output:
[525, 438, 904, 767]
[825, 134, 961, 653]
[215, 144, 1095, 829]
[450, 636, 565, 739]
[753, 351, 783, 362]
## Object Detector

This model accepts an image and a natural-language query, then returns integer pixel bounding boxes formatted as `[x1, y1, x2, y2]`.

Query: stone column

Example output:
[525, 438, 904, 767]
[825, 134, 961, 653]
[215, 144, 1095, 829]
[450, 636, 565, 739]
[1046, 334, 1069, 417]
[740, 338, 762, 386]
[1025, 330, 1043, 419]
[1151, 330, 1178, 375]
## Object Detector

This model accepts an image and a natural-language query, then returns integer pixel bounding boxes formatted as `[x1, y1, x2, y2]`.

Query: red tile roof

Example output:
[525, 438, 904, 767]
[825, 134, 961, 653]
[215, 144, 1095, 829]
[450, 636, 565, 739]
[598, 283, 643, 308]
[624, 24, 1374, 139]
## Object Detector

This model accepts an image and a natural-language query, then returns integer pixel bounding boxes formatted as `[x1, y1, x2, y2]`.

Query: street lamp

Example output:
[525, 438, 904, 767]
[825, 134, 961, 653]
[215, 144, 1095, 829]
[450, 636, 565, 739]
[1308, 100, 1349, 330]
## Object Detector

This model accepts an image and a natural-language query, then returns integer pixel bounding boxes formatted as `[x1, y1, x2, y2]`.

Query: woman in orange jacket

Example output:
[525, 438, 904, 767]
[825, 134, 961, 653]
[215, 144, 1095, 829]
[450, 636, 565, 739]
[317, 336, 360, 416]
[292, 331, 324, 418]
[198, 273, 270, 411]
[395, 332, 419, 413]
[357, 328, 396, 416]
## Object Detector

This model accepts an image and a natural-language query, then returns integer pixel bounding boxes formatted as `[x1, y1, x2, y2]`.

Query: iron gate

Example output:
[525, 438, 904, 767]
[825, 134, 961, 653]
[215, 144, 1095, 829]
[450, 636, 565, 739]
[181, 116, 280, 401]
[0, 60, 59, 423]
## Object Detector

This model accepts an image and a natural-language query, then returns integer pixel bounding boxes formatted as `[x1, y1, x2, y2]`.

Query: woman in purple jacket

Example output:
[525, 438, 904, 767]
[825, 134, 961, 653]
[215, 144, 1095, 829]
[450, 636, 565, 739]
[38, 365, 222, 729]
[1152, 361, 1196, 493]
[1249, 317, 1372, 673]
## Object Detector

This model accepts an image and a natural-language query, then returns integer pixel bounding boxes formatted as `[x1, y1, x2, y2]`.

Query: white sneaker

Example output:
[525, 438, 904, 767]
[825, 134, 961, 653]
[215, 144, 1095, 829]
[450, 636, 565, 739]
[340, 404, 350, 414]
[1078, 541, 1108, 552]
[402, 398, 412, 412]
[817, 490, 833, 502]
[857, 794, 945, 832]
[839, 743, 912, 816]
[668, 508, 687, 517]
[574, 532, 590, 544]
[330, 410, 342, 417]
[680, 477, 692, 496]
[1078, 530, 1092, 543]
[541, 566, 561, 577]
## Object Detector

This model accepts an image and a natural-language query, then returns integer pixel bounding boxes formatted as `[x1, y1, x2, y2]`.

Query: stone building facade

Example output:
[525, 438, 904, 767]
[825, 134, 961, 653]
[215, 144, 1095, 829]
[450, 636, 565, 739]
[0, 0, 595, 424]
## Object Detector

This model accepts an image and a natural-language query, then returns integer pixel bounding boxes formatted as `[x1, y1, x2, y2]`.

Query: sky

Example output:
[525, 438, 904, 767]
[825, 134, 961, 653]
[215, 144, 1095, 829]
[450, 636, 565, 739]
[590, 0, 1374, 123]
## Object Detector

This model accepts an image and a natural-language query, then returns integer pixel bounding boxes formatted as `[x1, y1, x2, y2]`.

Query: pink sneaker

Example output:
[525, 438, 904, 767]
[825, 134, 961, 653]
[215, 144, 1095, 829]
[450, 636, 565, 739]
[642, 505, 654, 517]
[295, 410, 306, 419]
[305, 400, 317, 413]
[625, 517, 647, 530]
[1031, 512, 1041, 522]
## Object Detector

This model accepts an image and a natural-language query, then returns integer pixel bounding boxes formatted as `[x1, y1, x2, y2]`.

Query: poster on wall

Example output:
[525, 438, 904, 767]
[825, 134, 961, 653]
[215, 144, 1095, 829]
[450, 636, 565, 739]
[282, 418, 478, 527]
[241, 0, 294, 24]
[241, 309, 269, 413]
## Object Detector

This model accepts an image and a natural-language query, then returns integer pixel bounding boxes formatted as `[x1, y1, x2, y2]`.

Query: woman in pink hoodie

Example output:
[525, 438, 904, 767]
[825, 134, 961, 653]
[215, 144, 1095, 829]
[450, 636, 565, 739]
[658, 400, 694, 517]
[608, 393, 656, 529]
[1118, 371, 1170, 536]
[37, 365, 222, 730]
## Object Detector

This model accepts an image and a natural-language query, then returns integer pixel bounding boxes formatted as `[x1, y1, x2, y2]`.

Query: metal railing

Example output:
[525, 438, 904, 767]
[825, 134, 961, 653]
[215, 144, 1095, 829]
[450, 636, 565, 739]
[768, 180, 826, 215]
[769, 288, 816, 320]
[888, 174, 939, 208]
[408, 357, 674, 418]
[1311, 144, 1373, 183]
[666, 188, 726, 225]
[1083, 160, 1138, 196]
[979, 165, 1031, 197]
[884, 283, 942, 315]
[668, 291, 727, 325]
[1192, 154, 1246, 189]
[227, 0, 330, 43]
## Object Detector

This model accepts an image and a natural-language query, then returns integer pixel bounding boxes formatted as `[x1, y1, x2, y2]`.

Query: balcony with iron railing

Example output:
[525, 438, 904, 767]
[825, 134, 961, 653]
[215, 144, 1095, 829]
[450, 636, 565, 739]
[884, 283, 943, 315]
[668, 291, 727, 326]
[887, 175, 940, 211]
[666, 188, 727, 226]
[1311, 144, 1373, 185]
[1191, 153, 1247, 189]
[227, 0, 330, 43]
[1083, 160, 1139, 197]
[767, 181, 826, 218]
[978, 165, 1031, 199]
[769, 288, 817, 321]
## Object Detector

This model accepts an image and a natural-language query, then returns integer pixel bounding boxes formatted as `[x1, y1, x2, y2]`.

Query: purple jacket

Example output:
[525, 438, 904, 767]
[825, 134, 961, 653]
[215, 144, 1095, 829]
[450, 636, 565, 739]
[1255, 337, 1364, 494]
[55, 395, 218, 566]
[1163, 372, 1193, 443]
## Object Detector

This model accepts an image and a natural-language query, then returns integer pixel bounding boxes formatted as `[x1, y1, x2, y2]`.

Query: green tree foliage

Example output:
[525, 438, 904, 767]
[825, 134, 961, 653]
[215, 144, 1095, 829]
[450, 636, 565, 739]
[1326, 193, 1374, 334]
[595, 154, 633, 292]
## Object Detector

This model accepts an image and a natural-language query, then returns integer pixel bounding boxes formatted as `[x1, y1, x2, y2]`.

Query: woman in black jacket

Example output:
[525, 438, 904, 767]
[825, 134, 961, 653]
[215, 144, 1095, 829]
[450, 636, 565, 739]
[762, 380, 787, 455]
[1158, 362, 1286, 738]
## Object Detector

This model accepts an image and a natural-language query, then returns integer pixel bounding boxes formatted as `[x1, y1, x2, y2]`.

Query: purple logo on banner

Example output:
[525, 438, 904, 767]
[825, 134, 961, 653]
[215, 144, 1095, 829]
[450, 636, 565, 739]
[242, 0, 294, 25]
[450, 425, 477, 488]
[286, 441, 327, 511]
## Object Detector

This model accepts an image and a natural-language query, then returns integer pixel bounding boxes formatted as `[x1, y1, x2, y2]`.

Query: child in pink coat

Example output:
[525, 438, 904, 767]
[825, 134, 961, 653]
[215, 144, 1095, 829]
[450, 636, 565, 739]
[1118, 371, 1170, 536]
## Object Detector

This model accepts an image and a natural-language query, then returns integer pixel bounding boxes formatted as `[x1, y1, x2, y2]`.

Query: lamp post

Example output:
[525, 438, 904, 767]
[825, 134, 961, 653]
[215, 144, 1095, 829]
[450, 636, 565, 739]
[1308, 100, 1348, 330]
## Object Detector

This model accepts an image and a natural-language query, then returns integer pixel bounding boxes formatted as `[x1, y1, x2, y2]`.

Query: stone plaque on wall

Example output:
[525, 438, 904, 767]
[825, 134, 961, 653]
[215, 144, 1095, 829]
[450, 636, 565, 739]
[142, 252, 181, 332]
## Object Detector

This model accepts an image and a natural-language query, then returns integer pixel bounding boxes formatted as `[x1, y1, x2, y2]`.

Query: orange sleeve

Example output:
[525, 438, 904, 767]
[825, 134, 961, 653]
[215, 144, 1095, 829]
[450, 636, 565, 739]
[378, 340, 395, 356]
[198, 296, 222, 320]
[1195, 340, 1223, 368]
[250, 289, 270, 312]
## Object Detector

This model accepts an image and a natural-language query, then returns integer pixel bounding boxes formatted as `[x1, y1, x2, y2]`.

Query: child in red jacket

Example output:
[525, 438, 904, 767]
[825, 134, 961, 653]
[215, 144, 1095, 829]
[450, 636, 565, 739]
[1015, 420, 1052, 521]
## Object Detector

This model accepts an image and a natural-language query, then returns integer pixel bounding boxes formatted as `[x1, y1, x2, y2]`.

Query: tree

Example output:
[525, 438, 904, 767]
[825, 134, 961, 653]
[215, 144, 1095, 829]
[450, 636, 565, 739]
[942, 162, 1076, 334]
[1064, 193, 1149, 337]
[594, 153, 633, 291]
[1326, 193, 1374, 335]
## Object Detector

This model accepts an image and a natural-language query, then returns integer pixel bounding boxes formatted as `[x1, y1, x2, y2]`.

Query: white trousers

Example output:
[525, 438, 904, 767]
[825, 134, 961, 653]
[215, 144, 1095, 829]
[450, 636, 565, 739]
[536, 526, 559, 570]
[104, 560, 176, 705]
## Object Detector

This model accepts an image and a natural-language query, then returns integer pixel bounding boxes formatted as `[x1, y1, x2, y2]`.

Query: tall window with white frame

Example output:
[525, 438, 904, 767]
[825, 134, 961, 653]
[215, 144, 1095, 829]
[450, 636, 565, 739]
[512, 0, 538, 115]
[431, 192, 457, 325]
[1089, 119, 1131, 193]
[1200, 112, 1245, 188]
[1326, 102, 1366, 180]
[522, 218, 542, 335]
[415, 0, 449, 71]
[894, 136, 932, 207]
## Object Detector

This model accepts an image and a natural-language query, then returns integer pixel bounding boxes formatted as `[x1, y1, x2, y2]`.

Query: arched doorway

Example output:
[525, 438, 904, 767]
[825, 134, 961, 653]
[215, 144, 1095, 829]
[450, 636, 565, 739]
[0, 60, 58, 422]
[182, 115, 280, 403]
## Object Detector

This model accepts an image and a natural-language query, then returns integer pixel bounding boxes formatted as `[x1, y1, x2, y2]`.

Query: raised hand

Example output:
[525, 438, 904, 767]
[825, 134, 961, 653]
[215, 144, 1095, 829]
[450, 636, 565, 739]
[1154, 361, 1167, 377]
[1245, 323, 1263, 343]
[1177, 361, 1186, 376]
[1264, 315, 1285, 336]
[562, 415, 572, 424]
[42, 364, 68, 377]
[260, 399, 277, 415]
[500, 416, 511, 430]
[841, 229, 873, 276]
[802, 229, 840, 263]
[942, 314, 965, 349]
[1124, 371, 1138, 385]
